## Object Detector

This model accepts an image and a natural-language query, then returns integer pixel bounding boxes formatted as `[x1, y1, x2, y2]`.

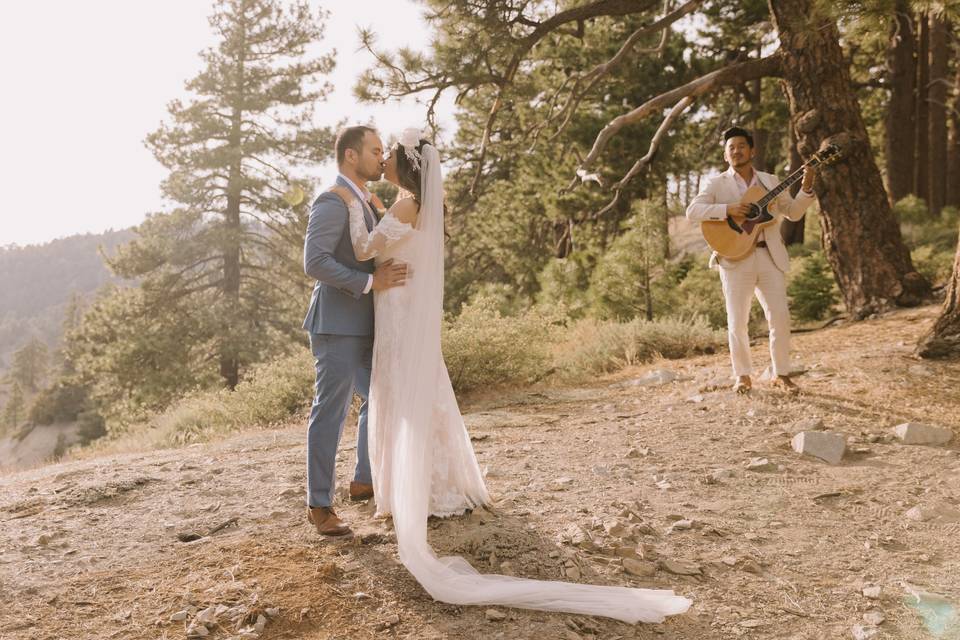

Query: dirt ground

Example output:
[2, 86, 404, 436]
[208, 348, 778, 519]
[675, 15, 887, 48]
[3, 305, 960, 640]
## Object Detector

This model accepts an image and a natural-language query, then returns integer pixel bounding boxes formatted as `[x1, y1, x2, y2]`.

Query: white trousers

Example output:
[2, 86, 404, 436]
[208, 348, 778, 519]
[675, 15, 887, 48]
[718, 247, 791, 378]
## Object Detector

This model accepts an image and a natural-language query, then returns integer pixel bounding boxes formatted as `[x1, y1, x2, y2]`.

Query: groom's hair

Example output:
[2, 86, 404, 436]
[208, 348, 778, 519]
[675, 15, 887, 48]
[336, 125, 378, 165]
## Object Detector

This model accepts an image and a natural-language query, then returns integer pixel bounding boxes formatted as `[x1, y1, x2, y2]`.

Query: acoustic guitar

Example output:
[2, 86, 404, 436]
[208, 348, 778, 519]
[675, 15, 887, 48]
[701, 143, 841, 260]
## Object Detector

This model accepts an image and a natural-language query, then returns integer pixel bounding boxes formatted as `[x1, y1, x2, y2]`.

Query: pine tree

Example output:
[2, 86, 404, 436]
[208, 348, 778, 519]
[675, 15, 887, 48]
[10, 337, 48, 392]
[2, 382, 25, 429]
[109, 0, 335, 389]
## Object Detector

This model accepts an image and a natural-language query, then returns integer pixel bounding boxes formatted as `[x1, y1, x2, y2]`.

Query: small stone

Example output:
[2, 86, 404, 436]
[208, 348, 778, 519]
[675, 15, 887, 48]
[376, 614, 400, 630]
[625, 448, 641, 458]
[565, 566, 581, 580]
[862, 585, 882, 599]
[667, 519, 693, 534]
[170, 611, 188, 622]
[792, 431, 846, 465]
[659, 559, 701, 575]
[721, 556, 738, 567]
[892, 423, 953, 445]
[552, 477, 575, 490]
[604, 520, 628, 538]
[186, 624, 210, 638]
[254, 614, 267, 634]
[746, 458, 777, 472]
[687, 394, 705, 403]
[655, 479, 672, 490]
[906, 506, 929, 521]
[740, 619, 764, 628]
[851, 624, 879, 640]
[622, 558, 658, 577]
[791, 417, 825, 433]
[740, 559, 763, 574]
[710, 468, 735, 481]
[632, 369, 680, 387]
[486, 609, 507, 622]
[195, 607, 217, 626]
[862, 609, 885, 626]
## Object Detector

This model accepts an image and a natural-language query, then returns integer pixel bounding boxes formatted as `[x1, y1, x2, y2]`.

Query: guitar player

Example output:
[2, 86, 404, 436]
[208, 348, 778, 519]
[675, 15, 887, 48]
[685, 126, 818, 394]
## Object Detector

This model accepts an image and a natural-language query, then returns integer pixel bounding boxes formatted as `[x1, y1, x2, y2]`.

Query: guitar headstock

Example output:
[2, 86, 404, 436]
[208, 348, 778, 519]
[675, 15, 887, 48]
[812, 143, 842, 167]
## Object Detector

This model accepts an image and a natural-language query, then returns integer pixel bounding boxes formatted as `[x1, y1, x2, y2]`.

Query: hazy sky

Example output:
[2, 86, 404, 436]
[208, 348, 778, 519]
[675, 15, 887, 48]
[0, 1, 453, 247]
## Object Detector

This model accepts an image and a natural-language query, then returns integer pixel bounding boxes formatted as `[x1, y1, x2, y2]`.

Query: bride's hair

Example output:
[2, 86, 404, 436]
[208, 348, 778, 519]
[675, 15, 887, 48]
[395, 138, 450, 237]
[393, 138, 429, 204]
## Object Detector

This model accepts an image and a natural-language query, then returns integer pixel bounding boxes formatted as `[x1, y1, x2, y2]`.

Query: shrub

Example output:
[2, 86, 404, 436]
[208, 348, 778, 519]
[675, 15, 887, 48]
[893, 195, 930, 225]
[118, 350, 315, 447]
[788, 252, 839, 322]
[536, 254, 593, 319]
[669, 261, 728, 328]
[442, 294, 562, 393]
[554, 316, 724, 376]
[912, 244, 957, 286]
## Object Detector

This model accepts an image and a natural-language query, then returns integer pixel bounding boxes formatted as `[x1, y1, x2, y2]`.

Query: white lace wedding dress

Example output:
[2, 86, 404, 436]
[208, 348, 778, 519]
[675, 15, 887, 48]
[346, 145, 691, 624]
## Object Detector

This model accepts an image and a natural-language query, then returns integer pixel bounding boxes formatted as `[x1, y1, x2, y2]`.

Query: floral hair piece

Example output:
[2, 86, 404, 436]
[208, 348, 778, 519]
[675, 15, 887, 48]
[398, 127, 423, 171]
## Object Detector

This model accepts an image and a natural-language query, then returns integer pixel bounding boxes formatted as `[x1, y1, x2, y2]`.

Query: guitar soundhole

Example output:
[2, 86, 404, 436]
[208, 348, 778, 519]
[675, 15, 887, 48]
[745, 203, 762, 220]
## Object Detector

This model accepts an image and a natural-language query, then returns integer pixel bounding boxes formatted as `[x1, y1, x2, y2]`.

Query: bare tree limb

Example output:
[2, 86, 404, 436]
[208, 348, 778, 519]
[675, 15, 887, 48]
[589, 95, 695, 217]
[547, 0, 702, 143]
[566, 53, 783, 192]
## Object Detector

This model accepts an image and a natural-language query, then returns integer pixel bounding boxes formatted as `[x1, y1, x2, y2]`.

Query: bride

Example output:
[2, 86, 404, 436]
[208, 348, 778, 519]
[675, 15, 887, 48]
[340, 127, 691, 624]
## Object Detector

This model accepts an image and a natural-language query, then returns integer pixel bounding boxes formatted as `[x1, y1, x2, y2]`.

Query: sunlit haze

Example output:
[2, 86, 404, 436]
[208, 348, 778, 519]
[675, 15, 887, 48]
[0, 0, 453, 247]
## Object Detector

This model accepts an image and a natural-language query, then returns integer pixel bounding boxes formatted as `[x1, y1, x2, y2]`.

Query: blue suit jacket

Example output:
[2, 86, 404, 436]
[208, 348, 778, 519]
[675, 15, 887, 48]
[301, 176, 376, 336]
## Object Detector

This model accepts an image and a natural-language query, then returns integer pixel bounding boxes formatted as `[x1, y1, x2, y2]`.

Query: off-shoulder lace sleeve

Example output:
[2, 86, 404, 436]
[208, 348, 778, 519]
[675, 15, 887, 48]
[348, 201, 414, 261]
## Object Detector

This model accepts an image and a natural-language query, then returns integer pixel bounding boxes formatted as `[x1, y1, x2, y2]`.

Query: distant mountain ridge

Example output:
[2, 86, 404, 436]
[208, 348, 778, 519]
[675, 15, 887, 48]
[0, 229, 135, 370]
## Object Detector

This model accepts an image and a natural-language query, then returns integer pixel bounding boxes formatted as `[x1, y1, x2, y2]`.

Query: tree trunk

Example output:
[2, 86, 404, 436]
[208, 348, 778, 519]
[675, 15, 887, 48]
[220, 46, 246, 390]
[949, 64, 960, 208]
[768, 0, 930, 317]
[915, 13, 930, 203]
[781, 123, 806, 245]
[928, 15, 949, 216]
[918, 234, 960, 358]
[884, 0, 916, 204]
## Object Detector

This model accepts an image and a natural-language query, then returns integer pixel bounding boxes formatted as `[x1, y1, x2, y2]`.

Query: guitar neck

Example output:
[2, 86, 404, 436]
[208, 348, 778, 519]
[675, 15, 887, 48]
[757, 159, 818, 207]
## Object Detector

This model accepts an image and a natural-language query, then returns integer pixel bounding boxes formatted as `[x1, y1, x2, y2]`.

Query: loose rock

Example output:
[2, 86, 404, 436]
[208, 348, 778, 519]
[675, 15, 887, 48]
[745, 458, 777, 472]
[862, 585, 881, 599]
[659, 559, 701, 575]
[791, 431, 846, 465]
[485, 609, 507, 622]
[622, 558, 657, 577]
[851, 624, 879, 640]
[892, 423, 953, 445]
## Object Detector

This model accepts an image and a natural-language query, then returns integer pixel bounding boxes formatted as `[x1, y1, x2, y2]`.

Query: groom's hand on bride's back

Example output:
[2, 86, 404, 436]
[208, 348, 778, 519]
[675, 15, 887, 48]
[372, 259, 408, 291]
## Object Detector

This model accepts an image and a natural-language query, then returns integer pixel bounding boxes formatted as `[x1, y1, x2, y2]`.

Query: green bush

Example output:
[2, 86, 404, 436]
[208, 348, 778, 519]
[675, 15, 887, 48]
[788, 252, 839, 322]
[536, 254, 593, 319]
[895, 196, 959, 252]
[443, 294, 562, 393]
[912, 244, 957, 286]
[554, 316, 724, 376]
[128, 350, 315, 446]
[669, 261, 728, 328]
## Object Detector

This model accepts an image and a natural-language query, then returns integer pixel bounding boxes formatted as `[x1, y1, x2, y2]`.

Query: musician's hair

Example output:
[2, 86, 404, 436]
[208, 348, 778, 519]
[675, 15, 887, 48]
[722, 126, 754, 148]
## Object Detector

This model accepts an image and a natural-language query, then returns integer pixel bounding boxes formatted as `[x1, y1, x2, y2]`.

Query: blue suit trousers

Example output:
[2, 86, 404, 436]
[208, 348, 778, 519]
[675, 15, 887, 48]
[306, 332, 373, 508]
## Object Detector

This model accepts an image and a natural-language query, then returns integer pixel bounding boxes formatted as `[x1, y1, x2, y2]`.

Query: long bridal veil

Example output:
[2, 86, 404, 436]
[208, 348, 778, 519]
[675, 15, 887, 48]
[378, 143, 692, 624]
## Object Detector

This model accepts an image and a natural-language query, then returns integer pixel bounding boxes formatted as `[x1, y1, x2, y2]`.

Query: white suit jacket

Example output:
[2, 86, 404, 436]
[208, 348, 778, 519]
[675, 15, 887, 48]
[685, 167, 815, 272]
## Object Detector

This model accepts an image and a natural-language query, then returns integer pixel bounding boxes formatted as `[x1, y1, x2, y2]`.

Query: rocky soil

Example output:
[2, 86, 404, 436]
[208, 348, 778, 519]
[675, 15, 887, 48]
[2, 305, 960, 640]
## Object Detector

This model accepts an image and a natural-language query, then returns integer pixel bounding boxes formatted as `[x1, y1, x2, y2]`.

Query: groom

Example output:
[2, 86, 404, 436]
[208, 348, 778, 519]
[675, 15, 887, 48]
[302, 125, 407, 537]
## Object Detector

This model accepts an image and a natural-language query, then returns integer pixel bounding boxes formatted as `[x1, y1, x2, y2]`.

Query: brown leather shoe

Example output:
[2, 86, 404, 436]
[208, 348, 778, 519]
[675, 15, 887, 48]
[732, 375, 752, 395]
[349, 481, 374, 501]
[307, 506, 352, 537]
[771, 375, 800, 395]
